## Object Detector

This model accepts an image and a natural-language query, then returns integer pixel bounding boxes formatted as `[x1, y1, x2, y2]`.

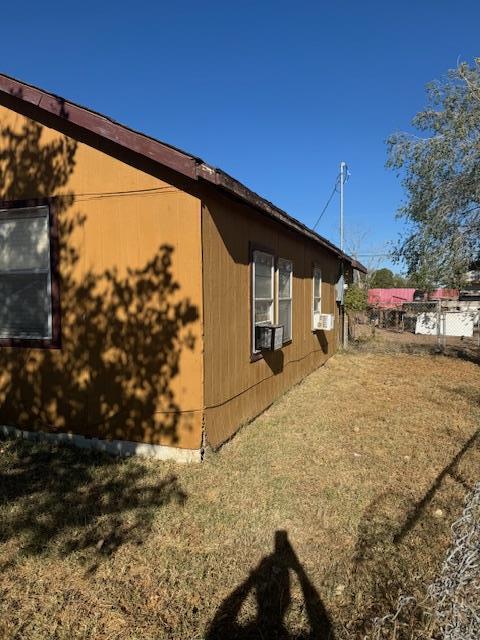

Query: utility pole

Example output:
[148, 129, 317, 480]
[339, 160, 346, 252]
[339, 160, 347, 349]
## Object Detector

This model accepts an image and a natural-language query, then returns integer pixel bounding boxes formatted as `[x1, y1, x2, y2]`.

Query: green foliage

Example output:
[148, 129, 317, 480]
[370, 269, 411, 288]
[387, 59, 480, 288]
[392, 274, 411, 287]
[345, 284, 368, 312]
[370, 268, 395, 288]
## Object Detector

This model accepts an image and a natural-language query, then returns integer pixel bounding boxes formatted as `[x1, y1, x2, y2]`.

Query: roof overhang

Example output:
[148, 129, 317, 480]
[0, 72, 367, 274]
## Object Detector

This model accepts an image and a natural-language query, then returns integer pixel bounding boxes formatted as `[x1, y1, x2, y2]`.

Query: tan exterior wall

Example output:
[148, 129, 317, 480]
[201, 191, 342, 448]
[0, 105, 203, 449]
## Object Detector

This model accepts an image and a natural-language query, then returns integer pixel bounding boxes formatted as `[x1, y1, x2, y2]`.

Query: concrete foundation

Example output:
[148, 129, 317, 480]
[0, 425, 202, 463]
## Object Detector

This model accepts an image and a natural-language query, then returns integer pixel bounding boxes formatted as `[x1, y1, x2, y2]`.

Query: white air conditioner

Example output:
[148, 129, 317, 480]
[313, 312, 334, 331]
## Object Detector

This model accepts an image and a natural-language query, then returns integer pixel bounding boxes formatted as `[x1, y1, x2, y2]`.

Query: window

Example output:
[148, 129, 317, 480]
[252, 251, 294, 354]
[0, 204, 55, 341]
[252, 250, 274, 352]
[278, 258, 292, 342]
[312, 266, 322, 329]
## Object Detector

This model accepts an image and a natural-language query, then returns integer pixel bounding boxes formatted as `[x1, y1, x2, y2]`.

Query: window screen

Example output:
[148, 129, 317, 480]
[252, 250, 274, 351]
[0, 206, 52, 339]
[278, 258, 292, 342]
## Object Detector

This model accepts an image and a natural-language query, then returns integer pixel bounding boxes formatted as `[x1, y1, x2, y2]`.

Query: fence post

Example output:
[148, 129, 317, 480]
[436, 300, 440, 350]
[436, 300, 443, 352]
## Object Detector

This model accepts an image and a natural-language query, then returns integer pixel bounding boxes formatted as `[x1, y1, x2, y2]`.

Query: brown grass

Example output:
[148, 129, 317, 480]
[1, 351, 480, 639]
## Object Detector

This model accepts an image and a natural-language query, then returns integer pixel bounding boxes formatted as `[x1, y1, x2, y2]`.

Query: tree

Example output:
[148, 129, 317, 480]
[344, 284, 368, 312]
[370, 268, 395, 288]
[387, 59, 480, 288]
[344, 284, 368, 342]
[392, 274, 407, 287]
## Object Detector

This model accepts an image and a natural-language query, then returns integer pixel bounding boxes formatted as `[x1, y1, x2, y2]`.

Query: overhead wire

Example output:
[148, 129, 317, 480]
[50, 185, 177, 203]
[312, 174, 340, 231]
[312, 165, 350, 231]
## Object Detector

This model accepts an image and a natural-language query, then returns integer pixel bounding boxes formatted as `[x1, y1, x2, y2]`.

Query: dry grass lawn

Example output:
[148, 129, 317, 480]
[1, 351, 480, 639]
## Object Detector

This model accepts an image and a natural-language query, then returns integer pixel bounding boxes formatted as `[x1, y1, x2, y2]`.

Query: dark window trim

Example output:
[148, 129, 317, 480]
[0, 197, 61, 349]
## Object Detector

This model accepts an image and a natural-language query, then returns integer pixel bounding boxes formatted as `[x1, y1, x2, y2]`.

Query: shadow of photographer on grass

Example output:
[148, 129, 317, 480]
[206, 530, 335, 640]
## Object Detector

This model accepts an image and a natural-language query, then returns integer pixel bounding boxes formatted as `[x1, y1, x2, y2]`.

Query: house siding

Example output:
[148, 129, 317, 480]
[201, 191, 342, 448]
[0, 105, 204, 450]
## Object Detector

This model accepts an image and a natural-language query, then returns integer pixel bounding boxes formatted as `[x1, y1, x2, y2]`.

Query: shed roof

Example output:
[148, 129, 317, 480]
[0, 72, 367, 273]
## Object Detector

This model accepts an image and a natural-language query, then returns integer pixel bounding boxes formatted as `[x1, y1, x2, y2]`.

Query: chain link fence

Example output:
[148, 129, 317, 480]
[367, 481, 480, 640]
[348, 299, 480, 361]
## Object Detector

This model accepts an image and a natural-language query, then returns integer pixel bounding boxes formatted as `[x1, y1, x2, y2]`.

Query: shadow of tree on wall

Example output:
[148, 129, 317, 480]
[0, 115, 77, 200]
[0, 108, 198, 443]
[206, 531, 335, 640]
[0, 104, 196, 555]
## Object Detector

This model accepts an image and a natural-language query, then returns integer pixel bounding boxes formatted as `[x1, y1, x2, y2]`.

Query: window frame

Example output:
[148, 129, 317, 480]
[312, 265, 322, 331]
[250, 244, 295, 359]
[0, 198, 61, 349]
[251, 247, 275, 357]
[277, 257, 293, 344]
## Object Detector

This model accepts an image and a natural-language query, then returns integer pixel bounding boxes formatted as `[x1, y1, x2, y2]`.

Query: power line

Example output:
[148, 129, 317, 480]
[355, 253, 392, 257]
[50, 185, 176, 203]
[312, 166, 350, 232]
[312, 173, 341, 231]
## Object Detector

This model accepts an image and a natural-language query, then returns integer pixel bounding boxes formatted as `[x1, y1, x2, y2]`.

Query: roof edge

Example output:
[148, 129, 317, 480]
[196, 163, 367, 272]
[0, 72, 367, 273]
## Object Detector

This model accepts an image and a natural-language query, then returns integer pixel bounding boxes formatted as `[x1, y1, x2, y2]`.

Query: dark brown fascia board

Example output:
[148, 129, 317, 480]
[0, 73, 200, 179]
[0, 72, 367, 274]
[197, 164, 368, 273]
[349, 259, 368, 273]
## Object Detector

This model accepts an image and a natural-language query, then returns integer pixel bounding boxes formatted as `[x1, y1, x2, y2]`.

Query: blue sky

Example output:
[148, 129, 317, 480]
[2, 1, 479, 270]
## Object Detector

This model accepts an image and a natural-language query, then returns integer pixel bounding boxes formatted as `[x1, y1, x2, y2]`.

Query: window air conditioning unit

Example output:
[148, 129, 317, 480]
[313, 313, 334, 331]
[255, 324, 284, 351]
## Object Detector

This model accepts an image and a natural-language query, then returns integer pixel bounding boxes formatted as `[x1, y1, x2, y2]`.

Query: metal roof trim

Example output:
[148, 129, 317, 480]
[0, 72, 367, 273]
